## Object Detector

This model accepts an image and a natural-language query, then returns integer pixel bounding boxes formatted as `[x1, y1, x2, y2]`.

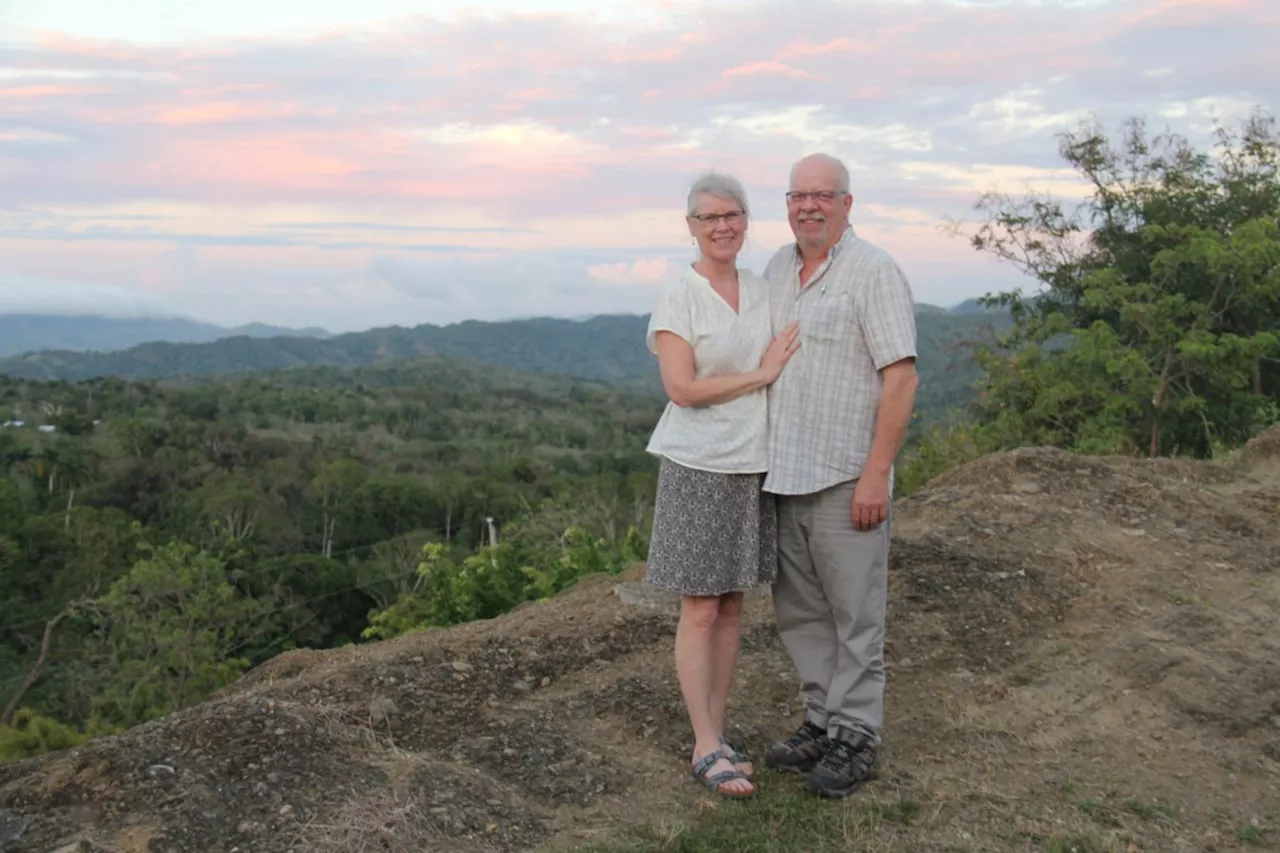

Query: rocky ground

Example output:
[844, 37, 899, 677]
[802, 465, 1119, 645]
[1, 429, 1278, 852]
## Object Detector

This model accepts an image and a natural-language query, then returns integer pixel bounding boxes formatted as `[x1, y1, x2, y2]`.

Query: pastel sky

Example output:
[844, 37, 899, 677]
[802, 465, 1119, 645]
[0, 0, 1276, 332]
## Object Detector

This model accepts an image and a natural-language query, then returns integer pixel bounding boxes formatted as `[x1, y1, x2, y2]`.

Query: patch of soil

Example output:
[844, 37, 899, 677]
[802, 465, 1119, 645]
[3, 443, 1279, 852]
[888, 535, 1082, 673]
[292, 758, 554, 853]
[444, 711, 635, 807]
[0, 696, 389, 852]
[1234, 422, 1280, 469]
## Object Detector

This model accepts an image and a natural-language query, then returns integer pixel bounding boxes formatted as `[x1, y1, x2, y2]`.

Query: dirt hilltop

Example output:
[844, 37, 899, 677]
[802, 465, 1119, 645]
[2, 431, 1278, 853]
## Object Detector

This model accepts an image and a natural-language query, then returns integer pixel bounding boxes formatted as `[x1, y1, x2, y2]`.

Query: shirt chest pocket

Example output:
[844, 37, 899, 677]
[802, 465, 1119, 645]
[803, 289, 854, 344]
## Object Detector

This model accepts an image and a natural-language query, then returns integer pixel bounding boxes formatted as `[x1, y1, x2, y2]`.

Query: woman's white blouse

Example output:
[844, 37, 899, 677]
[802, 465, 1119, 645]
[645, 264, 774, 474]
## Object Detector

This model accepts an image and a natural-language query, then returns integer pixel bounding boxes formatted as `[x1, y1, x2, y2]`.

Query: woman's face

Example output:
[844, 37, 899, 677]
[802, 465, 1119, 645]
[687, 193, 746, 264]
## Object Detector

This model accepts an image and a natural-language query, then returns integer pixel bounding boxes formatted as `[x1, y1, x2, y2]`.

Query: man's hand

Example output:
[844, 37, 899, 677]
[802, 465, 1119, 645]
[851, 473, 890, 531]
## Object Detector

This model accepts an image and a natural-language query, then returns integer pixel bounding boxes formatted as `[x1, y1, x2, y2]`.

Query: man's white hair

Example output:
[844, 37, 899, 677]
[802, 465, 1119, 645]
[686, 171, 750, 217]
[790, 153, 850, 193]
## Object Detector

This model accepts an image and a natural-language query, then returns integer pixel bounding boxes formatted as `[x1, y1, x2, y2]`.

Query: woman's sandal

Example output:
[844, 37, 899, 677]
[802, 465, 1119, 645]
[720, 737, 754, 777]
[690, 746, 756, 798]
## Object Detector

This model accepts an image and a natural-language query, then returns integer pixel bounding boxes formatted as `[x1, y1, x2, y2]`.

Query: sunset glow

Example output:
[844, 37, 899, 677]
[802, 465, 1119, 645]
[0, 0, 1274, 330]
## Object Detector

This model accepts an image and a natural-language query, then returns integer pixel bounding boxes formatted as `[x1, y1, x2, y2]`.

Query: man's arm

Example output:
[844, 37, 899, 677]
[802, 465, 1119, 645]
[852, 255, 919, 530]
[863, 359, 918, 482]
[851, 359, 917, 530]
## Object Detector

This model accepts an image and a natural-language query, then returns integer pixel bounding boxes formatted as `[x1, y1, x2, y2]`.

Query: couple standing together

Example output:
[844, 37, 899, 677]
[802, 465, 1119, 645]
[643, 152, 919, 800]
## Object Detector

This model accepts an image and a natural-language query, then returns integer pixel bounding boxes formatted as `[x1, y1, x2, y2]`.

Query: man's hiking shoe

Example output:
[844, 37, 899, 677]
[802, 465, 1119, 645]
[763, 721, 830, 774]
[804, 728, 878, 798]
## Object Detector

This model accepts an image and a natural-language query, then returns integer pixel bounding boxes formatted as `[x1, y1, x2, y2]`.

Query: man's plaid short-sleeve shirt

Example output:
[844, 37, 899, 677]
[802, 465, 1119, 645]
[763, 227, 918, 496]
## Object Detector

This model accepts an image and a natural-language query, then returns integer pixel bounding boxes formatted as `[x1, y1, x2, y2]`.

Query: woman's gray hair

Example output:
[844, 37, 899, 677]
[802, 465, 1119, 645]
[686, 171, 750, 218]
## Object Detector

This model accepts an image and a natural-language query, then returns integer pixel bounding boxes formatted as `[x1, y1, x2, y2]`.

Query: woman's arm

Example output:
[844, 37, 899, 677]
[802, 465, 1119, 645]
[654, 322, 800, 408]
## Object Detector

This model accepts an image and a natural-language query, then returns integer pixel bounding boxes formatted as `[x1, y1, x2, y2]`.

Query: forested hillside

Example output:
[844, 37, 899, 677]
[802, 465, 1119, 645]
[0, 315, 658, 382]
[0, 308, 1008, 426]
[0, 303, 1008, 755]
[0, 361, 660, 755]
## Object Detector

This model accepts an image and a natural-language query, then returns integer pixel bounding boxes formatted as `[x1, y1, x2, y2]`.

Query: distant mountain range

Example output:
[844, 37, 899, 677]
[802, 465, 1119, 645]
[0, 314, 331, 359]
[0, 304, 1009, 423]
[0, 313, 654, 382]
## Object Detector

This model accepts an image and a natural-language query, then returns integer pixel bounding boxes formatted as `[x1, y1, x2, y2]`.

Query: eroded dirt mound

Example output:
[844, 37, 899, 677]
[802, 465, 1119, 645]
[1235, 422, 1280, 470]
[2, 445, 1278, 853]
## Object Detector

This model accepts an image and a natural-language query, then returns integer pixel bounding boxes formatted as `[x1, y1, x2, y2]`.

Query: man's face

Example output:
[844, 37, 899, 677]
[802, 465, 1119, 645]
[786, 159, 852, 253]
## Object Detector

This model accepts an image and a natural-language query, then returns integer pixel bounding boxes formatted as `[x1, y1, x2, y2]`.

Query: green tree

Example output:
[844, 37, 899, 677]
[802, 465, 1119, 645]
[957, 109, 1280, 457]
[362, 524, 645, 641]
[54, 440, 98, 529]
[0, 429, 22, 463]
[81, 542, 278, 726]
[308, 459, 366, 558]
[0, 708, 93, 761]
[432, 470, 471, 544]
[521, 525, 638, 599]
[21, 445, 59, 500]
[50, 407, 95, 436]
[192, 471, 277, 543]
[0, 598, 91, 726]
[0, 476, 23, 537]
[110, 418, 170, 458]
[357, 530, 437, 611]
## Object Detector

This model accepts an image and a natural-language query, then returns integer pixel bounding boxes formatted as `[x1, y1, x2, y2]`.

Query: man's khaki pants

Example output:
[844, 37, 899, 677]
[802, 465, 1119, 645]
[772, 477, 889, 744]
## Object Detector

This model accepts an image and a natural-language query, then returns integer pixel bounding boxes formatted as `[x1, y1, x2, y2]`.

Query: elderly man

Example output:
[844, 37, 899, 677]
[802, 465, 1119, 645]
[761, 152, 919, 799]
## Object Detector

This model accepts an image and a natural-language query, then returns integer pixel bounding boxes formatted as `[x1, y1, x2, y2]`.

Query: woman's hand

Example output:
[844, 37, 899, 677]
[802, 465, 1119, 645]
[760, 322, 801, 382]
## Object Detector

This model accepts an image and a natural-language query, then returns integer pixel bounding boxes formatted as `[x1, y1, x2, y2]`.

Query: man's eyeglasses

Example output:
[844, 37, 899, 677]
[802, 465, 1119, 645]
[786, 191, 844, 205]
[690, 211, 744, 226]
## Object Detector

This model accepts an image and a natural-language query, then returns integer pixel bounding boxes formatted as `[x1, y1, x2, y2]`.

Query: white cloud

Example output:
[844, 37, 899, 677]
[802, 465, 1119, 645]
[0, 128, 74, 144]
[0, 274, 187, 317]
[586, 257, 674, 285]
[367, 255, 458, 302]
[965, 89, 1093, 138]
[717, 106, 933, 156]
[1160, 96, 1263, 124]
[897, 161, 1093, 199]
[0, 0, 1273, 331]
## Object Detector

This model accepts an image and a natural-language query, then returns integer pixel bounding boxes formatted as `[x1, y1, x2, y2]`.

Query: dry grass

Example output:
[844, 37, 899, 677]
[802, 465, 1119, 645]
[290, 791, 455, 853]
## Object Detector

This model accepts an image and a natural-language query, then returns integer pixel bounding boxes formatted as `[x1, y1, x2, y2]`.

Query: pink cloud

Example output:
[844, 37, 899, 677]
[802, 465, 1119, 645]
[178, 83, 277, 98]
[152, 101, 298, 125]
[123, 133, 368, 202]
[775, 37, 874, 60]
[33, 33, 172, 69]
[0, 84, 108, 99]
[1120, 0, 1259, 27]
[621, 126, 680, 140]
[505, 87, 563, 102]
[722, 60, 821, 80]
[0, 0, 1273, 326]
[606, 46, 688, 64]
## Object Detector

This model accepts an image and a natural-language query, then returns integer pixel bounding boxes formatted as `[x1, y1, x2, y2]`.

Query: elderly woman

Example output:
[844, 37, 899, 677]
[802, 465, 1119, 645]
[644, 172, 801, 798]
